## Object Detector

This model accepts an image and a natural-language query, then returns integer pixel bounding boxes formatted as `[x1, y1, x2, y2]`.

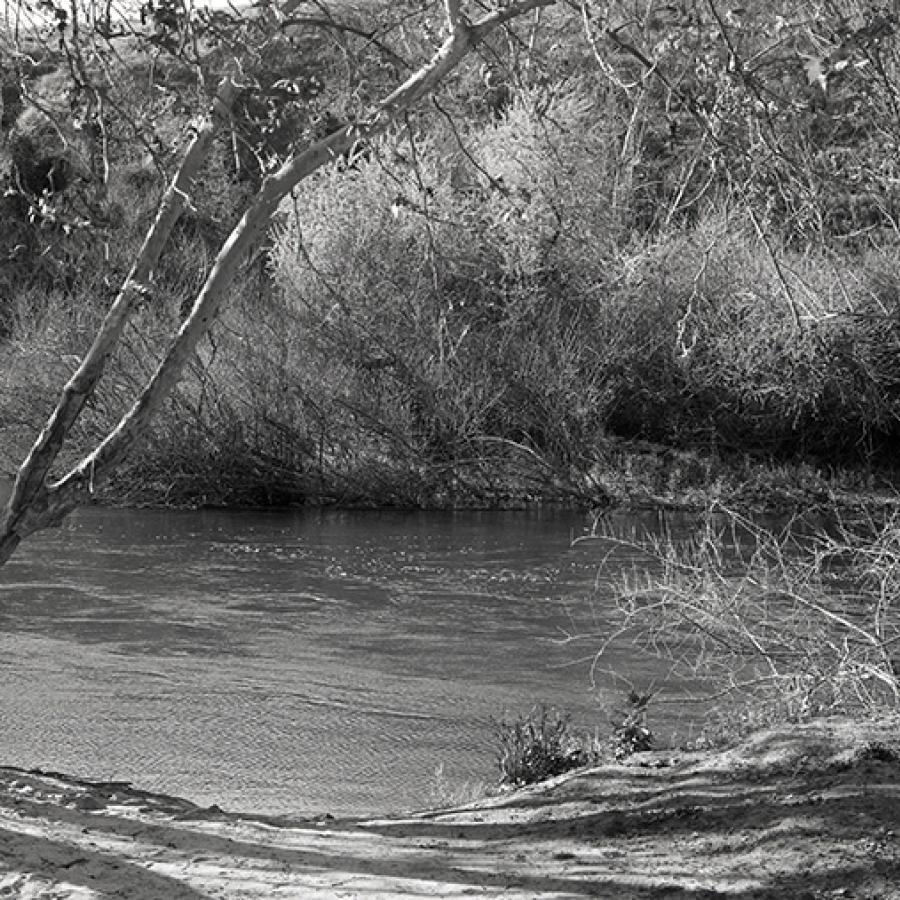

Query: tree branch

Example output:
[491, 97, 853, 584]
[0, 0, 558, 565]
[0, 73, 240, 563]
[444, 0, 463, 31]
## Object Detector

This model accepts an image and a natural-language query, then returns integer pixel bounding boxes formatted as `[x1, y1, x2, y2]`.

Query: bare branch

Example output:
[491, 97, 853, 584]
[0, 0, 558, 564]
[0, 73, 240, 562]
[444, 0, 463, 32]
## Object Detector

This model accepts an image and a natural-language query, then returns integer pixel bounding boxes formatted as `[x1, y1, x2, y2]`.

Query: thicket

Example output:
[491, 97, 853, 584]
[3, 2, 900, 507]
[577, 504, 900, 740]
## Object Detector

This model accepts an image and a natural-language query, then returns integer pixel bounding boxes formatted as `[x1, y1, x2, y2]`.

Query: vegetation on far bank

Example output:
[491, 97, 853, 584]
[2, 2, 900, 511]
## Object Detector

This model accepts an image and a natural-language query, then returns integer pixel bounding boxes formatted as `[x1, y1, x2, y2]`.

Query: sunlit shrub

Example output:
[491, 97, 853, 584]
[471, 81, 620, 277]
[588, 505, 900, 743]
[267, 87, 623, 480]
[495, 705, 587, 786]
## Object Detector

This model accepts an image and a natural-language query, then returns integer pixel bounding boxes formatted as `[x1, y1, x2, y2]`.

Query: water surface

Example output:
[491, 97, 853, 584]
[0, 503, 687, 816]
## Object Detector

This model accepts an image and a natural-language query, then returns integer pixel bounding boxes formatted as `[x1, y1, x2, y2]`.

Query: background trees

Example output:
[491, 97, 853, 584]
[2, 1, 900, 549]
[0, 0, 557, 562]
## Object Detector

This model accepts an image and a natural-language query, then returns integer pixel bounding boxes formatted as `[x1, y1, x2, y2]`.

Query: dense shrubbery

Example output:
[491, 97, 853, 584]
[259, 94, 900, 502]
[584, 505, 900, 738]
[3, 2, 900, 505]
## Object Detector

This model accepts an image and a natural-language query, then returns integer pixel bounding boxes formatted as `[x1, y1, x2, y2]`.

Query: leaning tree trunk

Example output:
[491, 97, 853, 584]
[0, 0, 557, 566]
[0, 75, 239, 561]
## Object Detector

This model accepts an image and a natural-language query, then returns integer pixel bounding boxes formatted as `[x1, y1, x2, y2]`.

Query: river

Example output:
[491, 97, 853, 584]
[0, 502, 694, 817]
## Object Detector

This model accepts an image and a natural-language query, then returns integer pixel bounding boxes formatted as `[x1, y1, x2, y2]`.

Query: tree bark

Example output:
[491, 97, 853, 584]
[0, 0, 557, 566]
[0, 75, 239, 564]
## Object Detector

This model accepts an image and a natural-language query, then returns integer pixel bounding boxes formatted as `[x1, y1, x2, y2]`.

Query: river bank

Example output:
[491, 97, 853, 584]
[1, 716, 898, 898]
[4, 434, 900, 517]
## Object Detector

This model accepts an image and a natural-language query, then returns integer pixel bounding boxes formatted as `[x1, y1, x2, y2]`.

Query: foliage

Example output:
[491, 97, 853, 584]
[610, 691, 655, 761]
[267, 152, 900, 501]
[265, 89, 619, 494]
[586, 505, 900, 742]
[493, 695, 659, 787]
[5, 2, 900, 507]
[602, 213, 900, 458]
[585, 0, 900, 245]
[494, 705, 587, 786]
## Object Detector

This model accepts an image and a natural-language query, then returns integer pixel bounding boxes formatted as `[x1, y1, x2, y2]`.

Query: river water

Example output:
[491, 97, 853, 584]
[0, 502, 693, 816]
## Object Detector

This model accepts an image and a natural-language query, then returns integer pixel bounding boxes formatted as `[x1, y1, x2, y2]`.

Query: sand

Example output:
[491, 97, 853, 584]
[1, 716, 898, 898]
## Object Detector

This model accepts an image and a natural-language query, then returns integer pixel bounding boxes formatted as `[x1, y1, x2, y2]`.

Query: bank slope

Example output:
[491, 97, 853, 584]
[0, 716, 898, 898]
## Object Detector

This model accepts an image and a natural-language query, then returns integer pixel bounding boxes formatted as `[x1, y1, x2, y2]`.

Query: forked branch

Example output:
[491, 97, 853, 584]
[0, 0, 557, 566]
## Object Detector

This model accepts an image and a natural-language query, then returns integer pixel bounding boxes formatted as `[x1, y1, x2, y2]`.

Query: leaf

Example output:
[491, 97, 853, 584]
[803, 55, 827, 94]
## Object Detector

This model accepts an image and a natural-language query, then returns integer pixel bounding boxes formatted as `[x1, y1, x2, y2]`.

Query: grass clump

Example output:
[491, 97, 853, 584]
[428, 763, 490, 810]
[494, 705, 588, 787]
[493, 695, 659, 789]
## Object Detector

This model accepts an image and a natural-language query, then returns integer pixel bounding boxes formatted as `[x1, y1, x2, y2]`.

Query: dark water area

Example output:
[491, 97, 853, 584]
[0, 494, 702, 816]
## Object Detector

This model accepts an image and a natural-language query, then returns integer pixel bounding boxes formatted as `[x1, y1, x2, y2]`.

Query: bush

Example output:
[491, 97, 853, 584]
[265, 86, 629, 489]
[494, 705, 587, 786]
[597, 213, 900, 461]
[589, 505, 900, 743]
[610, 691, 655, 761]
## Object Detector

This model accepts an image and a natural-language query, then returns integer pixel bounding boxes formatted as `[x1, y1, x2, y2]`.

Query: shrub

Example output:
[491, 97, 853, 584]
[494, 705, 587, 786]
[599, 212, 900, 461]
[588, 505, 900, 742]
[610, 691, 655, 761]
[265, 86, 626, 487]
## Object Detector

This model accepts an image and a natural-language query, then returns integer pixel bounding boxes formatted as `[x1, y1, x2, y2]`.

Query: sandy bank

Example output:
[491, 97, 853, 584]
[1, 716, 898, 898]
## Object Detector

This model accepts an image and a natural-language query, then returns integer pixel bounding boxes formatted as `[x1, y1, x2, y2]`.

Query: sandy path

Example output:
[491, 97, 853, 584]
[1, 716, 898, 898]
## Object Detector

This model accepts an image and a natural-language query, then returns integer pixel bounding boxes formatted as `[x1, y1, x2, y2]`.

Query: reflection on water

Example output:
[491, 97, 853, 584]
[0, 502, 691, 816]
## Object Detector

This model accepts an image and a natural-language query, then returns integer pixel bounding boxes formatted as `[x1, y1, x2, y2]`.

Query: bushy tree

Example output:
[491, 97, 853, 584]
[0, 0, 558, 564]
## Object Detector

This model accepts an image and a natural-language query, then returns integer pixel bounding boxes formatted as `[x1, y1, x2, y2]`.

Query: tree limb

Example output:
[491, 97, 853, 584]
[0, 74, 239, 563]
[444, 0, 464, 31]
[0, 0, 557, 565]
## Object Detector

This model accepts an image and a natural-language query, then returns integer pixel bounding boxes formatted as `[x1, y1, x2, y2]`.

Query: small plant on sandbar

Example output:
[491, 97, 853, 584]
[610, 690, 655, 761]
[428, 763, 490, 809]
[494, 705, 588, 786]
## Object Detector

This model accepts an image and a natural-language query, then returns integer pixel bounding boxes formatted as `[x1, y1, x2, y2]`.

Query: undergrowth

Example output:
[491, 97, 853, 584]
[580, 505, 900, 746]
[4, 5, 900, 506]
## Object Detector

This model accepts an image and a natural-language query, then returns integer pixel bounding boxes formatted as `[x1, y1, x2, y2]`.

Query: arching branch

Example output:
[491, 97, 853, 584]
[0, 0, 557, 566]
